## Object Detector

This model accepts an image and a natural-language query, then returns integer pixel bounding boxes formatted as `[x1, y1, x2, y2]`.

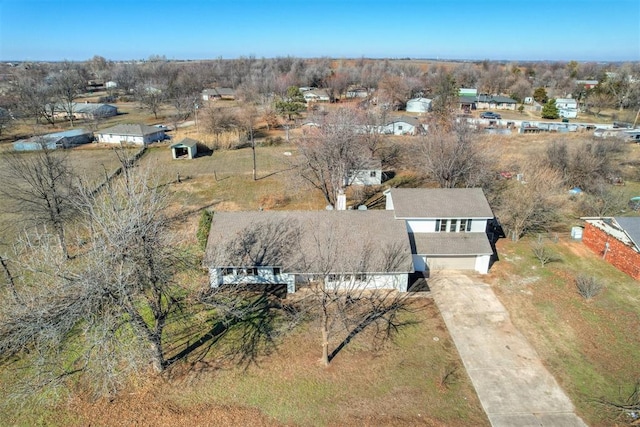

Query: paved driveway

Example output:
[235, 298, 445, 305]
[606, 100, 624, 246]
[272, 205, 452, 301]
[429, 273, 587, 427]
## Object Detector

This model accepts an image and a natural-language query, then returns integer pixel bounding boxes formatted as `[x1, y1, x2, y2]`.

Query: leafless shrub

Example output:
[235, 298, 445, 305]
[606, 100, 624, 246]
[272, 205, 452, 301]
[575, 275, 603, 299]
[530, 239, 561, 267]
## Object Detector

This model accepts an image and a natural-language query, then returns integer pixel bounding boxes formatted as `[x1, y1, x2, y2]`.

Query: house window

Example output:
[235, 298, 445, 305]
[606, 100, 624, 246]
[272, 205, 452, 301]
[354, 274, 367, 281]
[466, 219, 472, 231]
[328, 274, 339, 282]
[273, 267, 281, 276]
[449, 219, 458, 232]
[244, 267, 258, 276]
[221, 268, 233, 276]
[459, 219, 467, 232]
[439, 219, 447, 232]
[370, 171, 377, 177]
[398, 125, 403, 130]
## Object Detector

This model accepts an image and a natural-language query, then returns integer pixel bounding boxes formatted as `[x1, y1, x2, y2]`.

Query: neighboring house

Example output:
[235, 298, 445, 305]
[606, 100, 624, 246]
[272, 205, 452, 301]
[202, 87, 236, 101]
[170, 138, 199, 159]
[575, 79, 598, 90]
[385, 188, 495, 274]
[582, 217, 640, 280]
[346, 87, 370, 99]
[345, 158, 383, 186]
[459, 88, 478, 97]
[205, 210, 414, 293]
[303, 89, 332, 103]
[476, 94, 517, 110]
[13, 129, 93, 151]
[555, 98, 578, 119]
[96, 123, 166, 145]
[50, 102, 118, 120]
[105, 81, 118, 89]
[379, 116, 423, 135]
[406, 97, 432, 114]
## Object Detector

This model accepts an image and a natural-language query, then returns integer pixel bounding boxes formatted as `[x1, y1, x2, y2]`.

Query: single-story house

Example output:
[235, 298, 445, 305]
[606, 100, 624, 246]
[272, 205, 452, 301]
[459, 94, 517, 111]
[96, 123, 166, 145]
[13, 129, 93, 151]
[582, 217, 640, 280]
[555, 98, 578, 109]
[202, 87, 236, 101]
[170, 138, 199, 159]
[303, 89, 332, 103]
[205, 210, 414, 293]
[385, 188, 495, 274]
[346, 87, 370, 99]
[345, 158, 383, 186]
[575, 80, 598, 90]
[379, 116, 423, 135]
[406, 97, 432, 114]
[50, 102, 118, 120]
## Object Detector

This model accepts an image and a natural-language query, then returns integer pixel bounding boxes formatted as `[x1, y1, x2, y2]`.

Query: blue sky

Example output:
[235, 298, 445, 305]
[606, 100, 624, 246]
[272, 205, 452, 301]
[1, 0, 639, 62]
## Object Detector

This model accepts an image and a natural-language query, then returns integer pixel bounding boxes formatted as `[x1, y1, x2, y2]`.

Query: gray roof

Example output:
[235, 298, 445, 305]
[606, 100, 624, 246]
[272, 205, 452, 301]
[73, 103, 117, 114]
[389, 188, 494, 219]
[205, 210, 414, 274]
[170, 137, 199, 148]
[615, 217, 640, 249]
[203, 87, 235, 97]
[97, 123, 164, 137]
[387, 116, 421, 126]
[410, 232, 493, 256]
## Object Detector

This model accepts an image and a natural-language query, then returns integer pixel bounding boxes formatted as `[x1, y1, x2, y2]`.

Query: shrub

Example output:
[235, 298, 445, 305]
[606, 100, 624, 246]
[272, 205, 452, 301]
[575, 275, 603, 299]
[262, 136, 284, 147]
[197, 210, 214, 250]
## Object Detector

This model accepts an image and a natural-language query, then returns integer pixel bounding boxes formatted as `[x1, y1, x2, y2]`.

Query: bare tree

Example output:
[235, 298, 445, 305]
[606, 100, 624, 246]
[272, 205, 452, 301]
[203, 104, 238, 148]
[50, 65, 86, 127]
[135, 85, 165, 120]
[495, 163, 563, 241]
[0, 142, 77, 259]
[414, 120, 492, 189]
[0, 163, 189, 396]
[296, 107, 369, 207]
[237, 103, 260, 180]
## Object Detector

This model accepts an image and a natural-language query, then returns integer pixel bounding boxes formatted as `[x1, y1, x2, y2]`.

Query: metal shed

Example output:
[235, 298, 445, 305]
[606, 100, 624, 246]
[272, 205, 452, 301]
[170, 138, 199, 159]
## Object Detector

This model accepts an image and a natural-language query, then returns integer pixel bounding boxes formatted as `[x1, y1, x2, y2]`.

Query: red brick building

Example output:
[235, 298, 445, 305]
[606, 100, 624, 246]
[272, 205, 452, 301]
[582, 217, 640, 280]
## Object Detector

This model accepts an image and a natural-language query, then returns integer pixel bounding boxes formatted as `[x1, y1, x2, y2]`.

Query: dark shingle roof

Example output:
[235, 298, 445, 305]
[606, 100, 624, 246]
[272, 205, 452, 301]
[388, 188, 493, 219]
[615, 217, 640, 249]
[410, 232, 493, 256]
[205, 210, 414, 274]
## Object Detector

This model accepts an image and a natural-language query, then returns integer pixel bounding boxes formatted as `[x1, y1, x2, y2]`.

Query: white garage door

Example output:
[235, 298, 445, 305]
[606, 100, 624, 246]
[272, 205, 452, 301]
[426, 256, 477, 271]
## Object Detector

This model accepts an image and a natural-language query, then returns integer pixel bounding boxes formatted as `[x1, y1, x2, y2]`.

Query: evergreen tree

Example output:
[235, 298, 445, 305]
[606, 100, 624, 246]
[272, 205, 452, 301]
[533, 87, 548, 104]
[541, 99, 559, 119]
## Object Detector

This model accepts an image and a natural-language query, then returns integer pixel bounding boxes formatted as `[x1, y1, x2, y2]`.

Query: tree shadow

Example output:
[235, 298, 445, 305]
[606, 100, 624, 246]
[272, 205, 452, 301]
[165, 287, 290, 371]
[327, 293, 421, 363]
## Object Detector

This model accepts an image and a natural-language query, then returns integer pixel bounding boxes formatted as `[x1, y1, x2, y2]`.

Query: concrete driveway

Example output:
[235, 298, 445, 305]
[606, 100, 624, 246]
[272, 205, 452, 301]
[429, 273, 587, 427]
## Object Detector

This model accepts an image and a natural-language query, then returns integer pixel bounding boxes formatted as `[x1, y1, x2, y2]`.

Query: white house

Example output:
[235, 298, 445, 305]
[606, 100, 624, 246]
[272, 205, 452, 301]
[385, 188, 494, 274]
[380, 116, 423, 135]
[202, 87, 236, 101]
[205, 210, 414, 293]
[303, 89, 332, 103]
[204, 188, 497, 294]
[96, 123, 166, 145]
[345, 158, 383, 186]
[406, 97, 432, 114]
[555, 98, 578, 109]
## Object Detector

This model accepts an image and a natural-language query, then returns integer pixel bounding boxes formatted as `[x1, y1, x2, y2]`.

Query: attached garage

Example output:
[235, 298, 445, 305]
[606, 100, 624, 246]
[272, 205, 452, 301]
[410, 233, 493, 274]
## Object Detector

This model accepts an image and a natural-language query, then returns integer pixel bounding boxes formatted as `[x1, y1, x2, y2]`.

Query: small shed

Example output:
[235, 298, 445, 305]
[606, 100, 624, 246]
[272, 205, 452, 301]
[406, 97, 432, 114]
[170, 138, 199, 159]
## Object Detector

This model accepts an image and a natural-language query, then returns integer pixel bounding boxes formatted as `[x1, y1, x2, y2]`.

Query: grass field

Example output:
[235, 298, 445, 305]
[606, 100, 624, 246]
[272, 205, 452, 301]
[487, 236, 640, 426]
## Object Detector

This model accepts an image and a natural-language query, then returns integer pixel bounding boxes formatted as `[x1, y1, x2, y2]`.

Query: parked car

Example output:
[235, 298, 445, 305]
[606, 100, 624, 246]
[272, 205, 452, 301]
[480, 111, 501, 119]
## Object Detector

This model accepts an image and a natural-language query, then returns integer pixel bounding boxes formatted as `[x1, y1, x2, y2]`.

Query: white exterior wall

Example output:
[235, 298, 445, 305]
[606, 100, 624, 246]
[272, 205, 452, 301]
[475, 254, 491, 274]
[324, 273, 409, 292]
[381, 122, 416, 135]
[348, 169, 382, 186]
[209, 267, 296, 293]
[97, 133, 145, 144]
[404, 218, 488, 233]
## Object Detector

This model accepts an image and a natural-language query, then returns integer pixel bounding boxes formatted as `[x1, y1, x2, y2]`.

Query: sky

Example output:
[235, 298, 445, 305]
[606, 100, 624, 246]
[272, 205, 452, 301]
[1, 0, 639, 62]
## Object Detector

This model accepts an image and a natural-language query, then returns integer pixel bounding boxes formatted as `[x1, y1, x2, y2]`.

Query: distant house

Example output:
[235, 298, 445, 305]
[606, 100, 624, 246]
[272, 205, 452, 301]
[458, 88, 478, 97]
[205, 210, 414, 294]
[170, 138, 198, 159]
[13, 129, 93, 151]
[459, 94, 517, 111]
[50, 102, 118, 120]
[303, 89, 332, 103]
[346, 158, 383, 186]
[385, 188, 495, 274]
[202, 87, 236, 101]
[346, 87, 370, 99]
[105, 81, 118, 89]
[380, 116, 423, 135]
[575, 79, 598, 90]
[582, 217, 640, 280]
[406, 97, 432, 114]
[96, 123, 166, 145]
[555, 98, 578, 109]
